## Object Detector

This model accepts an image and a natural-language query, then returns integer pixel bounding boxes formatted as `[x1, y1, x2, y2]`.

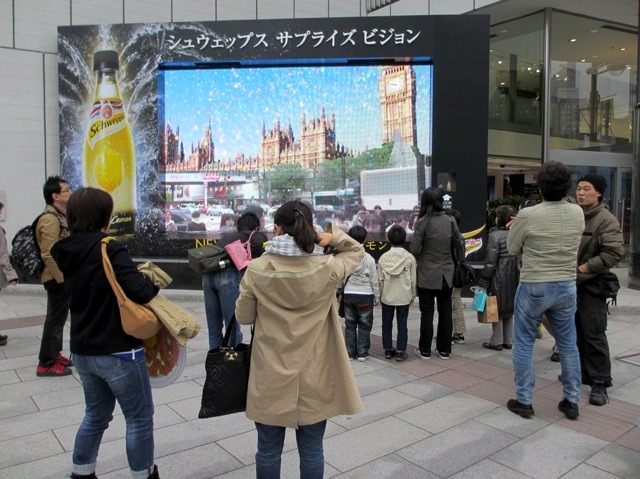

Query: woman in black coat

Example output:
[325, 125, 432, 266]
[479, 205, 520, 350]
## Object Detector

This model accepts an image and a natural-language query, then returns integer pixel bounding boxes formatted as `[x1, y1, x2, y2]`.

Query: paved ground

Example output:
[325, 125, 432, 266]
[0, 268, 639, 478]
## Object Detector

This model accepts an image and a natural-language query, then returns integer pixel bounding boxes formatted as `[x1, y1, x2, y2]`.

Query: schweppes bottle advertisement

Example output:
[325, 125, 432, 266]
[83, 50, 136, 236]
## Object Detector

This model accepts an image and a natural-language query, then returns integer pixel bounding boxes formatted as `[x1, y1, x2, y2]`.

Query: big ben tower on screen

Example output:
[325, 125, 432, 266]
[380, 65, 417, 147]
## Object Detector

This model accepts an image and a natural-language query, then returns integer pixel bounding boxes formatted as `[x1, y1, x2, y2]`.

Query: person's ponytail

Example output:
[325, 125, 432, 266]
[274, 201, 317, 253]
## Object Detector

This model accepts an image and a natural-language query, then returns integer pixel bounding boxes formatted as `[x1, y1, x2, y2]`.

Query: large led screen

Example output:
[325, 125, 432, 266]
[160, 61, 432, 239]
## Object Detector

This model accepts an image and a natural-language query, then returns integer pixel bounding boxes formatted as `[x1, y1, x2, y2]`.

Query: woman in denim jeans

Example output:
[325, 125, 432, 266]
[51, 188, 160, 479]
[236, 201, 364, 479]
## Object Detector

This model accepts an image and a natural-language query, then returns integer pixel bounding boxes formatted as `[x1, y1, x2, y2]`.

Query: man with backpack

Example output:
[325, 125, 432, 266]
[35, 176, 72, 377]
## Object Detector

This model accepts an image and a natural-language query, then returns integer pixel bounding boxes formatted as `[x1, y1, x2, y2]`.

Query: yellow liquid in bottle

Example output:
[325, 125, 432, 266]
[83, 93, 136, 236]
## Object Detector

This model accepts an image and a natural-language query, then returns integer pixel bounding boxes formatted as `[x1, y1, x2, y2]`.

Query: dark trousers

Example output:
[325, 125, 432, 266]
[576, 287, 612, 387]
[417, 282, 453, 355]
[39, 280, 70, 367]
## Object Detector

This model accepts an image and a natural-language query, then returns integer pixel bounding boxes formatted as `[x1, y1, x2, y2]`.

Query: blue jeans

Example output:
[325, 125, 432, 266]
[72, 354, 155, 479]
[512, 281, 581, 405]
[381, 303, 409, 351]
[343, 294, 374, 358]
[203, 268, 244, 349]
[255, 421, 327, 479]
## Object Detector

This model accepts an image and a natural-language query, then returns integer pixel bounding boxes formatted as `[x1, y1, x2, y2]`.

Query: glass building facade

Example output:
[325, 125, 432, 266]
[487, 9, 636, 261]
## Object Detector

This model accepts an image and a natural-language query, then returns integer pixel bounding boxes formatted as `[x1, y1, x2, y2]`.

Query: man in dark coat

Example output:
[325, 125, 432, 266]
[575, 174, 625, 406]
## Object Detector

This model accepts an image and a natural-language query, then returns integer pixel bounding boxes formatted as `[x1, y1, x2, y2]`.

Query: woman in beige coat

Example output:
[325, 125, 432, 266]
[236, 201, 364, 479]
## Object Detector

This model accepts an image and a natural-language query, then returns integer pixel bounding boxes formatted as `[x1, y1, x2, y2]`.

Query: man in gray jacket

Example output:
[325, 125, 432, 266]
[575, 174, 624, 406]
[507, 161, 584, 420]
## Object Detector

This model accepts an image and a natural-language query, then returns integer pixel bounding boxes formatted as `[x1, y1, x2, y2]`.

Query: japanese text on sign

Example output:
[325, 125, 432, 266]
[166, 28, 421, 51]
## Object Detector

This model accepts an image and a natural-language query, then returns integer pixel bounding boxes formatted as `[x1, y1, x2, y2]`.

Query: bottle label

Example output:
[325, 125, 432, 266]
[87, 100, 127, 149]
[109, 210, 136, 236]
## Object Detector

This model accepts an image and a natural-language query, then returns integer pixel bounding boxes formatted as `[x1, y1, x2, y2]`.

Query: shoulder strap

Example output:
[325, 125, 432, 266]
[223, 314, 254, 349]
[450, 217, 460, 263]
[101, 238, 126, 306]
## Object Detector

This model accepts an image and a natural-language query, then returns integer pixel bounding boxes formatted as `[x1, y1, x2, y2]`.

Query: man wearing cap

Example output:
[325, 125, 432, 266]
[575, 174, 624, 406]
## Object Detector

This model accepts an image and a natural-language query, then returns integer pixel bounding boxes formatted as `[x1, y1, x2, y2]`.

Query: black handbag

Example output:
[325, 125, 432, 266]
[336, 275, 351, 317]
[199, 315, 253, 418]
[188, 244, 231, 274]
[450, 219, 475, 288]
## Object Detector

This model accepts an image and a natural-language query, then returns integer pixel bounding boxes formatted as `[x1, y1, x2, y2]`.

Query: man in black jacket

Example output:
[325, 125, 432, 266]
[575, 174, 625, 406]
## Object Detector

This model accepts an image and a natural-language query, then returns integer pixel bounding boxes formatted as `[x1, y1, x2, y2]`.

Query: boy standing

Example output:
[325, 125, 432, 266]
[378, 225, 417, 361]
[343, 226, 380, 361]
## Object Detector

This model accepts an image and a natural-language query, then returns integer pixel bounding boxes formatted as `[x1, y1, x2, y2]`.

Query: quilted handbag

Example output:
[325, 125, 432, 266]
[199, 315, 253, 418]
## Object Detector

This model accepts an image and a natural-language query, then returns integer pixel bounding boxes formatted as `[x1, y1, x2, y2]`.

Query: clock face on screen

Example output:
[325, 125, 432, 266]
[386, 76, 404, 93]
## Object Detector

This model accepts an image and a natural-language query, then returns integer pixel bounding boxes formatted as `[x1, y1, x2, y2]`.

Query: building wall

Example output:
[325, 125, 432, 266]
[0, 0, 494, 239]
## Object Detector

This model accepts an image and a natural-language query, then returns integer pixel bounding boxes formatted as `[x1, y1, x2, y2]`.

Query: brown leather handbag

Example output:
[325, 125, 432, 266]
[101, 238, 161, 339]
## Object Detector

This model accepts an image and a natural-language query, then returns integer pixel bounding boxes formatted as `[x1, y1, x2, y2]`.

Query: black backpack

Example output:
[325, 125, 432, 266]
[11, 211, 60, 281]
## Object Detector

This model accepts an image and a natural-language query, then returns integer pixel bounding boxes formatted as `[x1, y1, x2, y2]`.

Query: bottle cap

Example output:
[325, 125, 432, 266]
[93, 50, 119, 71]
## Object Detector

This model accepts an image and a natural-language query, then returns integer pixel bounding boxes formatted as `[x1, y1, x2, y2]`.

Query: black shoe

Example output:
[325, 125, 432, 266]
[558, 398, 579, 419]
[589, 383, 609, 406]
[550, 352, 560, 362]
[147, 465, 160, 479]
[452, 334, 465, 344]
[0, 338, 6, 347]
[414, 347, 431, 360]
[71, 473, 98, 479]
[384, 349, 396, 359]
[482, 342, 502, 351]
[434, 349, 450, 360]
[507, 399, 534, 418]
[502, 344, 513, 350]
[0, 333, 7, 341]
[395, 351, 408, 362]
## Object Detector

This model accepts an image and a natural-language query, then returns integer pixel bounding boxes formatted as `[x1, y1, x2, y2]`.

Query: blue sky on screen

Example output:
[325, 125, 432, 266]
[163, 64, 431, 161]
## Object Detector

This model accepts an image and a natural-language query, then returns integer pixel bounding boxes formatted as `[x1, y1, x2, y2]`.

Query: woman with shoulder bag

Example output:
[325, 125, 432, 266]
[235, 201, 365, 479]
[478, 205, 520, 351]
[51, 188, 161, 479]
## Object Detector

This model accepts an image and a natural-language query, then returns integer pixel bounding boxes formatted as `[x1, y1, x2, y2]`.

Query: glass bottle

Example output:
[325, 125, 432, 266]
[83, 50, 136, 236]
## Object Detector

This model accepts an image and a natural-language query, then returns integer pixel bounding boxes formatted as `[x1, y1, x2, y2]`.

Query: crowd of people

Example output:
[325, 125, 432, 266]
[0, 162, 625, 477]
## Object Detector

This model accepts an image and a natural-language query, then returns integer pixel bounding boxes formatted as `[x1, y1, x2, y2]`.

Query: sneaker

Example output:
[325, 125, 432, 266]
[434, 349, 450, 360]
[384, 349, 396, 359]
[550, 352, 560, 362]
[36, 362, 72, 377]
[589, 383, 609, 406]
[357, 356, 368, 362]
[414, 347, 431, 360]
[395, 351, 408, 362]
[452, 334, 465, 344]
[0, 333, 8, 341]
[507, 399, 534, 418]
[348, 357, 355, 361]
[58, 353, 73, 368]
[558, 398, 579, 419]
